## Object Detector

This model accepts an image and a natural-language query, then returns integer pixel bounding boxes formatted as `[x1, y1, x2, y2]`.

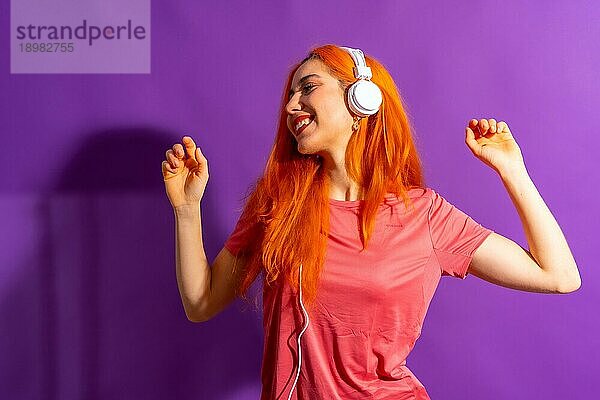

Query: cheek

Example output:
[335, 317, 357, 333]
[319, 99, 352, 126]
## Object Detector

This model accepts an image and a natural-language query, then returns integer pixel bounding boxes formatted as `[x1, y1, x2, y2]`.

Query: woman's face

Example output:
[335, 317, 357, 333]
[285, 58, 355, 157]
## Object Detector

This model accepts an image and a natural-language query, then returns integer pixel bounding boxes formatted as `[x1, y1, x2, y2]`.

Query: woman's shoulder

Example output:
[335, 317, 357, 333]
[406, 186, 434, 198]
[392, 186, 436, 202]
[379, 187, 435, 212]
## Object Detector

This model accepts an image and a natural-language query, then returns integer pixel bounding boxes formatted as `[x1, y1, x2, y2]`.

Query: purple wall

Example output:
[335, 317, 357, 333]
[1, 1, 597, 399]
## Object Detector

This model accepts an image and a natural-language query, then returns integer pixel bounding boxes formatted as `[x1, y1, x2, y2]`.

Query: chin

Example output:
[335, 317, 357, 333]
[296, 143, 319, 157]
[295, 133, 324, 157]
[297, 146, 314, 156]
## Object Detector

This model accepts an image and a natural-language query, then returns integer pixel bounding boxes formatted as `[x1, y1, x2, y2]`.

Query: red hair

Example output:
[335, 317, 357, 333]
[232, 44, 425, 312]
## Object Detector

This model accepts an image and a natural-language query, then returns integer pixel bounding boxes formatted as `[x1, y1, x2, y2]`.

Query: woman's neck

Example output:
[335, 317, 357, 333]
[319, 146, 363, 201]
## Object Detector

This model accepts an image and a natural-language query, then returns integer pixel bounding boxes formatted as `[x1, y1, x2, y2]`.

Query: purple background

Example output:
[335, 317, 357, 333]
[1, 1, 598, 399]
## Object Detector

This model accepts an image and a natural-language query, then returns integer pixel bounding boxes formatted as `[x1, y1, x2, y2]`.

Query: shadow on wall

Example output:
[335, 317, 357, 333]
[1, 127, 263, 400]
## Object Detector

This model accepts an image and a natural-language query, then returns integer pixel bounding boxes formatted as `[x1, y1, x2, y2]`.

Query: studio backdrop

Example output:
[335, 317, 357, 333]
[1, 1, 597, 399]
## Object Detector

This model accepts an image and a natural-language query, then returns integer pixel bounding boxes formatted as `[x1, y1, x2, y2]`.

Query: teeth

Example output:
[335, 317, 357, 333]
[295, 118, 312, 132]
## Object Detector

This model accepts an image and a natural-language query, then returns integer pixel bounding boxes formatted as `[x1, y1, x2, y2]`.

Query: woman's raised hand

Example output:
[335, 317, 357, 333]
[162, 136, 209, 210]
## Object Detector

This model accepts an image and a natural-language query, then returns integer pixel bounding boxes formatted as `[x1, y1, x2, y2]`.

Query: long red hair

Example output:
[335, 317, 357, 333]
[232, 44, 425, 312]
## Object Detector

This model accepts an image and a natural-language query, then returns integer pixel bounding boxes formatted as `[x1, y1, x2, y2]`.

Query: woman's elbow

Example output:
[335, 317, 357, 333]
[556, 274, 582, 294]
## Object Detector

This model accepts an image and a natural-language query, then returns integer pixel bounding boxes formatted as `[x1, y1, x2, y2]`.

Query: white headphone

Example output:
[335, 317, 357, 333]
[339, 46, 383, 117]
[288, 262, 310, 400]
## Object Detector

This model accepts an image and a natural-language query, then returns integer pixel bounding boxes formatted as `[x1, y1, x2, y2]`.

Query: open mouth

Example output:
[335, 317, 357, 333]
[295, 118, 313, 136]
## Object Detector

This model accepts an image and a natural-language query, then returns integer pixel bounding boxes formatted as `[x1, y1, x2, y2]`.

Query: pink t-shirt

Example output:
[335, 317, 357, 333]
[224, 187, 493, 399]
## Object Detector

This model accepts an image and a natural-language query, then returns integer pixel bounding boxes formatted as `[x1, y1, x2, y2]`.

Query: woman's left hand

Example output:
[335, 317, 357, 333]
[465, 118, 525, 175]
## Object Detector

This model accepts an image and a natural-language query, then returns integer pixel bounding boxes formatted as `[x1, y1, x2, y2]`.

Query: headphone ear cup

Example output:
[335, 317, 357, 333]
[347, 80, 383, 117]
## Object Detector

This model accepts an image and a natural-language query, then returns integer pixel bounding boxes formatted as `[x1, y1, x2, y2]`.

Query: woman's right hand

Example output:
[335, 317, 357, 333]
[162, 136, 209, 210]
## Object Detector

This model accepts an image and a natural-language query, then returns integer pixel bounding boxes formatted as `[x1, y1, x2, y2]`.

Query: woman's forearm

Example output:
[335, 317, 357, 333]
[174, 204, 211, 322]
[499, 165, 581, 291]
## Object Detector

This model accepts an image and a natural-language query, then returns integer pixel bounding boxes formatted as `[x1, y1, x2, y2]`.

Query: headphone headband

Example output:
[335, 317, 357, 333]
[339, 46, 373, 80]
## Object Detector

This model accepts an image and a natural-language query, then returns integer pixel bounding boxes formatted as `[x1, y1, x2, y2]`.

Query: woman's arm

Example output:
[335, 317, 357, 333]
[464, 118, 581, 293]
[174, 204, 246, 322]
[469, 165, 581, 293]
[174, 204, 212, 321]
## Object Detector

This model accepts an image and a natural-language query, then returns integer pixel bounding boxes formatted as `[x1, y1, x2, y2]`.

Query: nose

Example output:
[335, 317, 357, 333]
[285, 92, 301, 116]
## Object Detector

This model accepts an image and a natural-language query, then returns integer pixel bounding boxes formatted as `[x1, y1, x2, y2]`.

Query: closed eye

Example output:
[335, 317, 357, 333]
[301, 83, 316, 94]
[288, 82, 317, 100]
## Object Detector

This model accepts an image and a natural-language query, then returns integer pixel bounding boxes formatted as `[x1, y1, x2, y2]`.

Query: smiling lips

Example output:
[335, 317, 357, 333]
[293, 115, 313, 136]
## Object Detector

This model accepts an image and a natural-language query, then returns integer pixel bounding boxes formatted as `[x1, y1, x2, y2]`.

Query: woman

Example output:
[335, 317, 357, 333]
[162, 44, 581, 400]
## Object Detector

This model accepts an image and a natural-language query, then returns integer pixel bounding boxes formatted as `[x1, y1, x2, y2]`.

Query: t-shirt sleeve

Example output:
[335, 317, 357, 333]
[428, 189, 494, 279]
[223, 212, 262, 258]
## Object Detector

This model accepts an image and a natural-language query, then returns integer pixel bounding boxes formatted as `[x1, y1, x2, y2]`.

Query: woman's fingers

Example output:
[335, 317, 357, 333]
[470, 118, 504, 138]
[182, 136, 197, 160]
[173, 143, 185, 158]
[165, 149, 180, 168]
[195, 145, 207, 163]
[478, 119, 489, 136]
[497, 121, 508, 133]
[163, 136, 206, 174]
[162, 160, 176, 174]
[469, 119, 479, 135]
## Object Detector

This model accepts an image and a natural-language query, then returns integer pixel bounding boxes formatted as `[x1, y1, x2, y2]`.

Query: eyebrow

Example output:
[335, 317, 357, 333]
[288, 73, 321, 99]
